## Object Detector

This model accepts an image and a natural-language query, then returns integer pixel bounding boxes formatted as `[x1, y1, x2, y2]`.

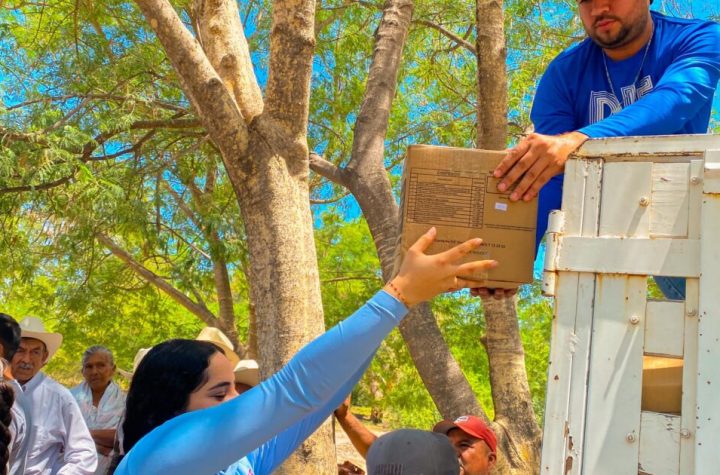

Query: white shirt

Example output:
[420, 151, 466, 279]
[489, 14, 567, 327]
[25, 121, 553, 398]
[71, 381, 125, 474]
[8, 379, 31, 475]
[22, 372, 97, 475]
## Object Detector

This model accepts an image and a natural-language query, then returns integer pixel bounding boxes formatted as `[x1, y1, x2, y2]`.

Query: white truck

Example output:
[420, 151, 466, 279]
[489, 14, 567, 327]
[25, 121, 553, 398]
[540, 135, 720, 475]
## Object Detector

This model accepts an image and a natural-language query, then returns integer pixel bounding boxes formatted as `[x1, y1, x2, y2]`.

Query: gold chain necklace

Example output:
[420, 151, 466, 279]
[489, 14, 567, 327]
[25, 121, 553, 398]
[602, 25, 655, 103]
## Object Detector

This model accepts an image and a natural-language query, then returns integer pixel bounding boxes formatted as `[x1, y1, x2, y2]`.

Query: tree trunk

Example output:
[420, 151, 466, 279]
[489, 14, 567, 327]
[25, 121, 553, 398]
[483, 298, 542, 474]
[236, 118, 334, 474]
[476, 0, 508, 150]
[311, 0, 486, 420]
[133, 0, 335, 472]
[476, 1, 542, 473]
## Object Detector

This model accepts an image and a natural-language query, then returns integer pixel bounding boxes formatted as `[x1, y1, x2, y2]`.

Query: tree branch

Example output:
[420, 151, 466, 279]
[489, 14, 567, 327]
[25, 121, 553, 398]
[161, 178, 205, 231]
[96, 232, 218, 325]
[308, 152, 348, 187]
[43, 95, 93, 134]
[7, 93, 188, 113]
[194, 0, 264, 122]
[0, 172, 76, 195]
[133, 0, 250, 161]
[345, 0, 413, 179]
[158, 222, 211, 260]
[264, 0, 316, 136]
[310, 191, 350, 205]
[414, 19, 477, 55]
[165, 170, 240, 346]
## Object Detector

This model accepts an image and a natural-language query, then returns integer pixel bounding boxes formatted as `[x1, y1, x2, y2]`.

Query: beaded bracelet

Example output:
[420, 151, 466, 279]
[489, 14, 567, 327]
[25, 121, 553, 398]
[387, 280, 410, 307]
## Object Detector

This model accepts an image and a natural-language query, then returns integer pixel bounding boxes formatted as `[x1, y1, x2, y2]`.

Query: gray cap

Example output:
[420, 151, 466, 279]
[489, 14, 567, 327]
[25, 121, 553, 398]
[366, 429, 460, 475]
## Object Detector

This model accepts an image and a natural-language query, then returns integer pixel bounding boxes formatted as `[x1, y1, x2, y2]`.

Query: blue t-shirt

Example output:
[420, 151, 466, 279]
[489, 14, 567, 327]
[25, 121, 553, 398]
[115, 291, 407, 475]
[532, 11, 720, 246]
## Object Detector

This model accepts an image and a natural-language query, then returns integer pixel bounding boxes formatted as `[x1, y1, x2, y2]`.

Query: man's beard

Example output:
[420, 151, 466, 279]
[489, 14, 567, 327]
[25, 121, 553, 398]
[588, 12, 650, 50]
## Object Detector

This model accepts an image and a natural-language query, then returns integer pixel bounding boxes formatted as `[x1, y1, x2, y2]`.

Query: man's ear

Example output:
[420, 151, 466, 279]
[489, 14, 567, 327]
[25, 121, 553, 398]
[42, 350, 49, 366]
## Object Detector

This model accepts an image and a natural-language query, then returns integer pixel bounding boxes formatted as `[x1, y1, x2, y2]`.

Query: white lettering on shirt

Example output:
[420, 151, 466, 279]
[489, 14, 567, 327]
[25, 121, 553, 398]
[589, 75, 654, 124]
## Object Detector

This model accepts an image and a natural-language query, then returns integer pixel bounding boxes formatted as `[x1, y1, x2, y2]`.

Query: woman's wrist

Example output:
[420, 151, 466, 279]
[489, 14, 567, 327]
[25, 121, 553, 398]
[384, 277, 414, 307]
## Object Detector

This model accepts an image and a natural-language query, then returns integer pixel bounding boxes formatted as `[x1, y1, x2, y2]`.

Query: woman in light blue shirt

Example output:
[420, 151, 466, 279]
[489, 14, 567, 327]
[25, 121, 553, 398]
[112, 229, 496, 475]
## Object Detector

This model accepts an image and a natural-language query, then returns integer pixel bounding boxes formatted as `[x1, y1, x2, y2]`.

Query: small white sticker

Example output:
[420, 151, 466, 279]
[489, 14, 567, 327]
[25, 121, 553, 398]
[495, 202, 508, 212]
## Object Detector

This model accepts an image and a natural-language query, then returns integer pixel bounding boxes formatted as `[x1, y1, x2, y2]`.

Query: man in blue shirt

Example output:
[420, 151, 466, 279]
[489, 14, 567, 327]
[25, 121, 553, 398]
[491, 0, 720, 299]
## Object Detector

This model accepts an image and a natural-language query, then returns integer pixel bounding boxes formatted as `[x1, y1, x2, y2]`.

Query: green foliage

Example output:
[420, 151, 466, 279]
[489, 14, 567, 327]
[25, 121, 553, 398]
[6, 0, 701, 433]
[314, 213, 553, 429]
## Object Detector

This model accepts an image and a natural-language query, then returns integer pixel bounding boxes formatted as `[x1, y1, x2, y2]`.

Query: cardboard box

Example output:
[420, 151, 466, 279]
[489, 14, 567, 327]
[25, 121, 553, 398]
[641, 356, 683, 414]
[399, 145, 538, 288]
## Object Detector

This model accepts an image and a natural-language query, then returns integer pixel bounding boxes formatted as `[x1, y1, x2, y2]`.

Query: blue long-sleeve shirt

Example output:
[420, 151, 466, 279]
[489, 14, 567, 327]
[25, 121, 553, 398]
[532, 12, 720, 246]
[115, 291, 407, 475]
[531, 11, 720, 138]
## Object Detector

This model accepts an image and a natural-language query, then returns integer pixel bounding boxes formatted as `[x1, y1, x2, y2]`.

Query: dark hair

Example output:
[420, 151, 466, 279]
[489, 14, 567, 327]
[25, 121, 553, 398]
[0, 314, 21, 361]
[0, 363, 15, 475]
[120, 339, 223, 454]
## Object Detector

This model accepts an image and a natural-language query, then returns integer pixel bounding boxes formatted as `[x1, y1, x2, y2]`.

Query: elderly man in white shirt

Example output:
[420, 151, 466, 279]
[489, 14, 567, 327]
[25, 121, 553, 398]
[11, 317, 97, 475]
[71, 345, 125, 474]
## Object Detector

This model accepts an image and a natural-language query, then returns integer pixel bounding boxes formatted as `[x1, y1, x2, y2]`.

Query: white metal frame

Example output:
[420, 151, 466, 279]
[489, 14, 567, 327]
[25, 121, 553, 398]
[540, 135, 720, 475]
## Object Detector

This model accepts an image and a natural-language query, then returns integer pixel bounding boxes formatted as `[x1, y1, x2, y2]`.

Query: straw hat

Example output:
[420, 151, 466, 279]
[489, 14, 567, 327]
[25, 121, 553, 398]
[234, 359, 260, 387]
[117, 347, 151, 379]
[196, 327, 240, 368]
[18, 317, 63, 361]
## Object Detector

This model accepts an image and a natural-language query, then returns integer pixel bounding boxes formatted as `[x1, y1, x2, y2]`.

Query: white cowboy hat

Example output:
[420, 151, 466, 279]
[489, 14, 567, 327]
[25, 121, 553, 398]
[196, 327, 241, 368]
[118, 347, 152, 379]
[18, 317, 63, 361]
[234, 359, 260, 387]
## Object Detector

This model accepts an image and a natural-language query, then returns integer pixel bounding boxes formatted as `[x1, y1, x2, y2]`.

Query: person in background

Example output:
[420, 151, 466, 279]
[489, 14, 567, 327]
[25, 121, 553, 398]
[233, 359, 260, 395]
[433, 416, 497, 475]
[0, 313, 30, 475]
[71, 346, 125, 474]
[196, 330, 259, 395]
[334, 401, 497, 475]
[365, 429, 460, 475]
[196, 327, 241, 368]
[11, 317, 97, 474]
[111, 228, 496, 475]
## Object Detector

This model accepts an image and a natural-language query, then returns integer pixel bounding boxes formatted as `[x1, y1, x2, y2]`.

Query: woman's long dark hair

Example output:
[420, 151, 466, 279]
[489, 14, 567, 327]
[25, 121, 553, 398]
[120, 339, 223, 454]
[0, 362, 15, 475]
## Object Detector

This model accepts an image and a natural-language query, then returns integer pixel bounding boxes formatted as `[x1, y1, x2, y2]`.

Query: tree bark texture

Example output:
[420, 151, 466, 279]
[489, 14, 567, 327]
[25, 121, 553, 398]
[483, 297, 542, 474]
[311, 0, 486, 421]
[133, 0, 335, 472]
[476, 0, 508, 150]
[194, 0, 264, 122]
[475, 1, 541, 472]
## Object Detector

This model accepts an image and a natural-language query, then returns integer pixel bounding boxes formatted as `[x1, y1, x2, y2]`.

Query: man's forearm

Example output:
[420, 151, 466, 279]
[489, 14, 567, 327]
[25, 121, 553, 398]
[336, 412, 377, 459]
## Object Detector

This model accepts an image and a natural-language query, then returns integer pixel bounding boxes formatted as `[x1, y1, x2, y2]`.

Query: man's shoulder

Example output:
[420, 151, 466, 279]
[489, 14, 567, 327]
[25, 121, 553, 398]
[39, 374, 78, 401]
[653, 11, 720, 38]
[547, 38, 596, 74]
[653, 11, 717, 29]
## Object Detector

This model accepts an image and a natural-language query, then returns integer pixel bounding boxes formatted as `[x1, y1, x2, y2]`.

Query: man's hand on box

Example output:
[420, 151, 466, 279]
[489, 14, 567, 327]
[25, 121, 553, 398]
[470, 287, 518, 300]
[494, 131, 588, 201]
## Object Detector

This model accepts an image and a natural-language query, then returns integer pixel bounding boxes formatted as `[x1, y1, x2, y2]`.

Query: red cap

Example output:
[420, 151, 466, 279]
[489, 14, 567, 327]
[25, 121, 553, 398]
[432, 415, 497, 453]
